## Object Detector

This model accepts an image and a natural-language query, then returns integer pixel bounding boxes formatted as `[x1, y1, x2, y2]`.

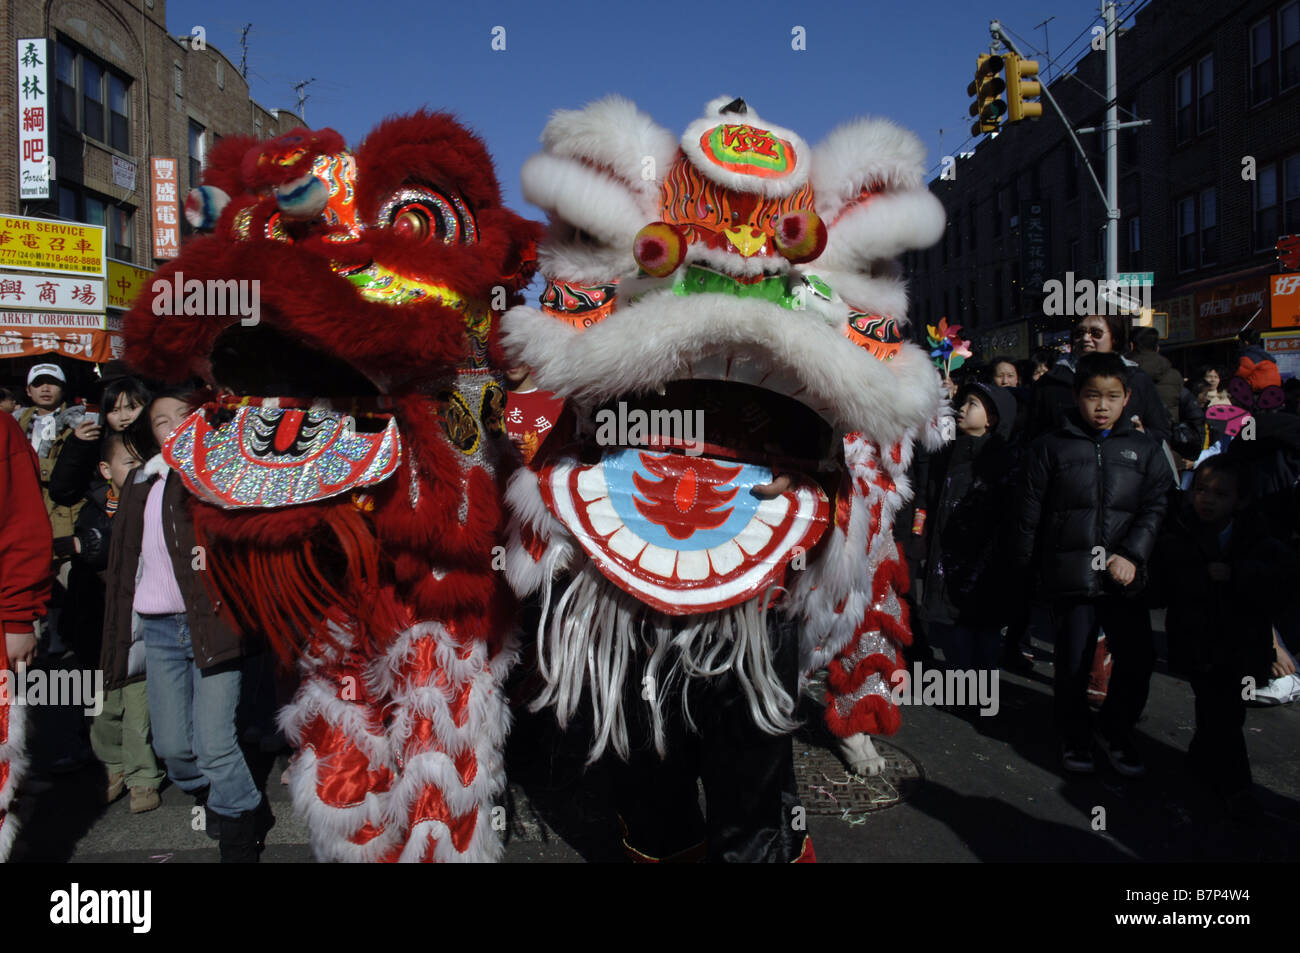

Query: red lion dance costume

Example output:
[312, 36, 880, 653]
[502, 97, 947, 861]
[122, 118, 541, 862]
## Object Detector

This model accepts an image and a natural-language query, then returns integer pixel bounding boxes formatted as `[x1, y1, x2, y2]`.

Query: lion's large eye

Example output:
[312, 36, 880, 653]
[392, 204, 435, 242]
[378, 187, 477, 245]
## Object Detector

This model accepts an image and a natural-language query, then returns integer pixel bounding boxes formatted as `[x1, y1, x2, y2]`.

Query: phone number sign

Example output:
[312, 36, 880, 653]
[0, 214, 104, 277]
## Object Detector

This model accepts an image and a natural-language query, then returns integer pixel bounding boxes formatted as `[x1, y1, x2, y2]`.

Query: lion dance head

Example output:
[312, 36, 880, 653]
[502, 96, 948, 758]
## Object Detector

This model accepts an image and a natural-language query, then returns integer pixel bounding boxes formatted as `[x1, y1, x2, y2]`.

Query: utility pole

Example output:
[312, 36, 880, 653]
[293, 78, 316, 123]
[1103, 0, 1119, 285]
[239, 24, 251, 79]
[991, 6, 1148, 289]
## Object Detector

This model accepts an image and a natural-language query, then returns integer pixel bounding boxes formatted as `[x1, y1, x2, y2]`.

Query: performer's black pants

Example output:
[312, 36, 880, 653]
[610, 614, 805, 863]
[1049, 597, 1154, 747]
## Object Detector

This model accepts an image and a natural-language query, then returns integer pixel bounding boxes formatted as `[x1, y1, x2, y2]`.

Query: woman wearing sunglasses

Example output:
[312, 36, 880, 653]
[1026, 313, 1172, 444]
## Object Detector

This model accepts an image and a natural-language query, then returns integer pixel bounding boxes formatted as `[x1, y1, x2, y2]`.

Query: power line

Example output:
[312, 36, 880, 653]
[292, 78, 316, 123]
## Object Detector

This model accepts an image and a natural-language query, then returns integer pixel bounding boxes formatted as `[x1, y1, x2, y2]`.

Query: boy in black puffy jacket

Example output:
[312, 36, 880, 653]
[1016, 352, 1169, 777]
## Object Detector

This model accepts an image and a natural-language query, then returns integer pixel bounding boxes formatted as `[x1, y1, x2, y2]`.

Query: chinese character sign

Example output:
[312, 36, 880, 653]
[1272, 273, 1300, 329]
[0, 215, 104, 276]
[152, 158, 180, 259]
[1020, 200, 1050, 301]
[0, 273, 104, 312]
[107, 259, 153, 310]
[18, 39, 50, 200]
[0, 311, 118, 362]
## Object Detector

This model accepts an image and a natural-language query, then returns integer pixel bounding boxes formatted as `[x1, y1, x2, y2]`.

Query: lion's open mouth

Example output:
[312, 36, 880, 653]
[535, 368, 843, 615]
[209, 323, 384, 404]
[164, 320, 403, 510]
[590, 379, 834, 476]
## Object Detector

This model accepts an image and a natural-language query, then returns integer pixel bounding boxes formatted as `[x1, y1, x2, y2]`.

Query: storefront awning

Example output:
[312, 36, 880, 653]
[1161, 335, 1237, 351]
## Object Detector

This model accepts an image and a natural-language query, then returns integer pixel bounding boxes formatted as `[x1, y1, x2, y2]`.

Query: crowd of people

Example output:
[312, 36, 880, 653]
[2, 310, 1299, 860]
[912, 314, 1300, 821]
[2, 364, 276, 860]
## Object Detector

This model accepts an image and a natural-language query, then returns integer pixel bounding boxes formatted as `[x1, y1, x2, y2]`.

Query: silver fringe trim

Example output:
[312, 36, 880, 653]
[530, 561, 798, 763]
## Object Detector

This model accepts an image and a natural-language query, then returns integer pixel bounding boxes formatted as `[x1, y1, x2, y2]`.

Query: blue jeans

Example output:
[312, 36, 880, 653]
[139, 613, 261, 816]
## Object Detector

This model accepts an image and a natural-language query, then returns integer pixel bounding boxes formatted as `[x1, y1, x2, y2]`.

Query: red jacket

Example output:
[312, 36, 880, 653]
[0, 413, 53, 637]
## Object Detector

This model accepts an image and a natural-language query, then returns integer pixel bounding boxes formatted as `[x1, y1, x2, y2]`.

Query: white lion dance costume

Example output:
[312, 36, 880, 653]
[502, 96, 947, 862]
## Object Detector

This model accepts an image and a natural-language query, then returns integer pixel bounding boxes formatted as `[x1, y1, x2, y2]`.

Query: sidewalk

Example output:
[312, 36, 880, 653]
[10, 617, 1299, 862]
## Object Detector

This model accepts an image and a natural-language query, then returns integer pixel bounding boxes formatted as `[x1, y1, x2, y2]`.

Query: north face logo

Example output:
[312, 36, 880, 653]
[1121, 449, 1138, 460]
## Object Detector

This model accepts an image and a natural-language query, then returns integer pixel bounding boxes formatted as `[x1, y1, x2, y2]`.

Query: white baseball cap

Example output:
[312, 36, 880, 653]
[27, 363, 66, 386]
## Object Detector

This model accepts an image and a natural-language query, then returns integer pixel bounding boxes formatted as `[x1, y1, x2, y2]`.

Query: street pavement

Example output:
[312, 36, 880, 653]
[10, 613, 1299, 863]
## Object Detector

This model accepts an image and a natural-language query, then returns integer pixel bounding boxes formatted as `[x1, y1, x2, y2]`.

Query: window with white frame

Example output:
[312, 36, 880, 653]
[188, 120, 206, 190]
[56, 39, 132, 153]
[1174, 55, 1214, 141]
[1255, 163, 1279, 251]
[1197, 55, 1215, 133]
[58, 185, 133, 260]
[1253, 155, 1300, 251]
[1284, 1, 1300, 91]
[1252, 16, 1275, 104]
[1176, 196, 1197, 271]
[1126, 216, 1141, 270]
[1200, 189, 1217, 266]
[1175, 67, 1195, 142]
[1250, 3, 1300, 106]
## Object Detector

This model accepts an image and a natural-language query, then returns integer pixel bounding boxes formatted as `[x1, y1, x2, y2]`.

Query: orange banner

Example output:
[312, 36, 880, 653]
[151, 158, 180, 260]
[0, 325, 122, 362]
[1271, 273, 1300, 329]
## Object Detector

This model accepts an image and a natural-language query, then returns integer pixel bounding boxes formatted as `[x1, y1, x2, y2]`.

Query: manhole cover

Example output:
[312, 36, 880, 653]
[794, 738, 924, 819]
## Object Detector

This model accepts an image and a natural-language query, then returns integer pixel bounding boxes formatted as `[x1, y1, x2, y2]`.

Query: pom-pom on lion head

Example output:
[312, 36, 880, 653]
[504, 95, 947, 453]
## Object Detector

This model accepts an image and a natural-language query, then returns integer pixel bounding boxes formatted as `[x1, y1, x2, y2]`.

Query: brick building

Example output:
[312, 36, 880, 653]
[3, 0, 297, 258]
[906, 0, 1300, 378]
[1, 0, 298, 391]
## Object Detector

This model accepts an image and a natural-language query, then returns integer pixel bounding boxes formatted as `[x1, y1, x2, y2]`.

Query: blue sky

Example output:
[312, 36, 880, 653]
[170, 0, 1132, 219]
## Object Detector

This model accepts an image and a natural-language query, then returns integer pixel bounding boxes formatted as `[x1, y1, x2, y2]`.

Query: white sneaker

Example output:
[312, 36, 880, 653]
[1253, 673, 1300, 705]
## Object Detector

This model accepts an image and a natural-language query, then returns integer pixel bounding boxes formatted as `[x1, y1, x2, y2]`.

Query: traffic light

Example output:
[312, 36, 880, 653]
[1005, 53, 1043, 122]
[967, 53, 1006, 137]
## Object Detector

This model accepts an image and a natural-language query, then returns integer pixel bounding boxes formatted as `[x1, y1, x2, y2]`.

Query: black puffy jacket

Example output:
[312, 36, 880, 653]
[922, 433, 1016, 626]
[1027, 356, 1172, 445]
[48, 430, 101, 507]
[59, 483, 114, 669]
[1016, 410, 1169, 599]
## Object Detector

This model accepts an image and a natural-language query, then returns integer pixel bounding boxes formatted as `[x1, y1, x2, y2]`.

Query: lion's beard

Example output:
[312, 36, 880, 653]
[528, 559, 800, 762]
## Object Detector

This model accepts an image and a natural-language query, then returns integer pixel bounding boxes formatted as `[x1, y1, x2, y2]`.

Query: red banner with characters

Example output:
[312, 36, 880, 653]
[1195, 277, 1270, 339]
[0, 310, 122, 362]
